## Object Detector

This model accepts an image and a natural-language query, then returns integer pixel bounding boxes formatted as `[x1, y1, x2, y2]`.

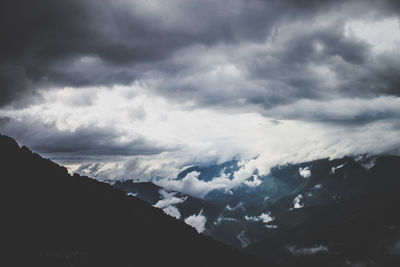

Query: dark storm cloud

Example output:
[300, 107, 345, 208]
[0, 117, 169, 156]
[0, 0, 352, 106]
[261, 97, 400, 127]
[1, 0, 400, 127]
[0, 0, 272, 106]
[241, 26, 372, 104]
[150, 23, 373, 112]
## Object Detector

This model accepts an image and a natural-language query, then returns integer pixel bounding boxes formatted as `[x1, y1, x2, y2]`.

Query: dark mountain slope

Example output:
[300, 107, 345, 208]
[245, 190, 400, 267]
[113, 180, 164, 204]
[132, 155, 400, 260]
[0, 134, 267, 267]
[246, 168, 400, 267]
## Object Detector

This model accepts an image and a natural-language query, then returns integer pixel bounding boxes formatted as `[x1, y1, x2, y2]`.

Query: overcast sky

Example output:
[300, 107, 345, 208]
[1, 0, 400, 186]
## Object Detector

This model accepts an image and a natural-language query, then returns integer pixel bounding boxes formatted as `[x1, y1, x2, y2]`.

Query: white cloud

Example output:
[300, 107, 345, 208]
[1, 0, 400, 194]
[355, 156, 376, 169]
[225, 201, 246, 212]
[3, 70, 400, 189]
[155, 168, 262, 198]
[153, 189, 187, 209]
[214, 215, 238, 226]
[330, 164, 344, 174]
[299, 167, 311, 178]
[345, 17, 400, 53]
[184, 209, 207, 233]
[162, 206, 181, 219]
[293, 194, 304, 209]
[245, 212, 275, 224]
[153, 189, 186, 219]
[156, 171, 224, 198]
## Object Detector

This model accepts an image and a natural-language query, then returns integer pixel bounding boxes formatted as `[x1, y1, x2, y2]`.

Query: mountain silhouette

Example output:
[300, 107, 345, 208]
[0, 134, 267, 267]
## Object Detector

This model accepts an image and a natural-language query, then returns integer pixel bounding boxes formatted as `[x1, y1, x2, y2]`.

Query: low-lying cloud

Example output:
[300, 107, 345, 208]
[153, 189, 186, 219]
[184, 209, 207, 233]
[286, 244, 329, 256]
[156, 168, 262, 198]
[237, 230, 251, 248]
[161, 206, 181, 220]
[225, 202, 246, 212]
[299, 167, 311, 178]
[244, 212, 275, 224]
[293, 194, 304, 209]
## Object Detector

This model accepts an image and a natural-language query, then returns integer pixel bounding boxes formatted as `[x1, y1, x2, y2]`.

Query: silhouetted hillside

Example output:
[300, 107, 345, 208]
[244, 156, 400, 267]
[0, 134, 266, 267]
[246, 190, 400, 267]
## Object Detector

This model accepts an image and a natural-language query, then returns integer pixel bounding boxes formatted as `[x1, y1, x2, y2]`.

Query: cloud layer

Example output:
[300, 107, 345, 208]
[1, 0, 400, 186]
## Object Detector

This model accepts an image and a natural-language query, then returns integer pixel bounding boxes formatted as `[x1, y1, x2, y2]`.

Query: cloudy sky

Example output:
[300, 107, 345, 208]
[1, 0, 400, 185]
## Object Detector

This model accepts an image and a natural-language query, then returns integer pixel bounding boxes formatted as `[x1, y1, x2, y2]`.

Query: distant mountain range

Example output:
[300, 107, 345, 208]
[0, 134, 266, 267]
[3, 132, 400, 267]
[112, 155, 400, 267]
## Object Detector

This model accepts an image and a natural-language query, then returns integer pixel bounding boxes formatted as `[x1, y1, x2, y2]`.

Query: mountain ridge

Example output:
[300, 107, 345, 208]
[110, 154, 400, 267]
[0, 134, 267, 267]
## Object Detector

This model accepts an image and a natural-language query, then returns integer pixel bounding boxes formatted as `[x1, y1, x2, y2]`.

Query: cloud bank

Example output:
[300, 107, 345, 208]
[1, 0, 400, 188]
